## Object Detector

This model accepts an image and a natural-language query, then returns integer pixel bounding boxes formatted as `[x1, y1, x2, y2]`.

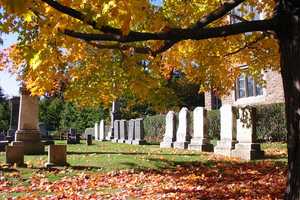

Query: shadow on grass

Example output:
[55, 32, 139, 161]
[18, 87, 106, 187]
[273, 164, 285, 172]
[67, 151, 199, 156]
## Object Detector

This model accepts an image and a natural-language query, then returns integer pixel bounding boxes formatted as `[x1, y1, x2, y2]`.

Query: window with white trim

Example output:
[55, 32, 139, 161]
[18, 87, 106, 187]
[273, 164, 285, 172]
[235, 73, 263, 99]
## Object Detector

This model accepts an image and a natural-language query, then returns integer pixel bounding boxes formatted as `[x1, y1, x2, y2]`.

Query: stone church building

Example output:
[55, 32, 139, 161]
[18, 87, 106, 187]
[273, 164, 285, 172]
[204, 69, 285, 110]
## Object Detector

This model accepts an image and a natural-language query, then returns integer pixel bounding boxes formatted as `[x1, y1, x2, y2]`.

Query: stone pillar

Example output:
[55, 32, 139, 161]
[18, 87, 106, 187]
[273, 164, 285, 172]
[108, 101, 120, 140]
[125, 119, 135, 144]
[160, 111, 176, 148]
[94, 122, 99, 140]
[118, 120, 128, 143]
[112, 120, 120, 143]
[12, 87, 44, 155]
[132, 118, 146, 145]
[7, 97, 20, 140]
[99, 120, 106, 141]
[231, 106, 264, 160]
[173, 107, 191, 149]
[188, 107, 213, 151]
[214, 105, 237, 157]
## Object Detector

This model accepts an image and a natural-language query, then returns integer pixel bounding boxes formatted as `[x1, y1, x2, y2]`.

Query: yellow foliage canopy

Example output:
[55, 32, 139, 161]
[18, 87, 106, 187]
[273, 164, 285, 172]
[0, 0, 279, 109]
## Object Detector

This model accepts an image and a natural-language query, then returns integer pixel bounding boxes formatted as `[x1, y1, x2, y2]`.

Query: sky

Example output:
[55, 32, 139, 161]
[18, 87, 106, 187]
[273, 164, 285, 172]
[0, 33, 20, 97]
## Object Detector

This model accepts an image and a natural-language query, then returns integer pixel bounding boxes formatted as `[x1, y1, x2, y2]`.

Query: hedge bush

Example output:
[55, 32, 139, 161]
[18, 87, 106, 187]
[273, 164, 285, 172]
[143, 103, 287, 143]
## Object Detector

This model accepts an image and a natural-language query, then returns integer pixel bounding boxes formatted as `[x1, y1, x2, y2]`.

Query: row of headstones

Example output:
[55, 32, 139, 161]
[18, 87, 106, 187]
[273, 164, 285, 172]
[160, 105, 264, 160]
[93, 118, 146, 145]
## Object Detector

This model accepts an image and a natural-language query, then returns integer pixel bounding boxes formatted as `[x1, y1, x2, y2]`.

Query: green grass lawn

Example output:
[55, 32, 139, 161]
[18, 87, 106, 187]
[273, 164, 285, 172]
[0, 141, 287, 199]
[0, 141, 287, 172]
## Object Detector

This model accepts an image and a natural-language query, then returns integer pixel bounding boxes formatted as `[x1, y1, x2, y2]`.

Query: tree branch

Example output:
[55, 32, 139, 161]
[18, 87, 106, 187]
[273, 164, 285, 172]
[225, 33, 270, 56]
[153, 0, 247, 55]
[40, 0, 121, 34]
[63, 19, 275, 43]
[193, 0, 246, 29]
[87, 42, 153, 54]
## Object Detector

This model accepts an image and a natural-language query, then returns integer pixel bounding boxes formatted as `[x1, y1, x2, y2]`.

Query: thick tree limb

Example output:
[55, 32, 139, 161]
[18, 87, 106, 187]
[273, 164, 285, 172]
[41, 0, 246, 54]
[63, 19, 275, 43]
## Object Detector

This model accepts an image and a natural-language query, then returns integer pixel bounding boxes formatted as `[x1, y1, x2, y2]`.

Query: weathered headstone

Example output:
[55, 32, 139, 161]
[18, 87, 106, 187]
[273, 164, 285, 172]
[118, 120, 128, 143]
[173, 107, 191, 149]
[0, 132, 8, 151]
[94, 122, 99, 140]
[160, 111, 176, 148]
[231, 106, 264, 160]
[45, 145, 68, 167]
[188, 107, 213, 151]
[84, 128, 94, 137]
[68, 128, 80, 144]
[125, 119, 135, 144]
[12, 87, 44, 155]
[99, 120, 106, 141]
[112, 120, 120, 143]
[132, 118, 146, 145]
[7, 97, 20, 141]
[86, 134, 92, 145]
[6, 144, 26, 167]
[214, 105, 237, 156]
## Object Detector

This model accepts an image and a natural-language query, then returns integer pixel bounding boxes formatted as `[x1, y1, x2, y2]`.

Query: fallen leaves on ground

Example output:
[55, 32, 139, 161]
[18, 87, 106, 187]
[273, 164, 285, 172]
[0, 160, 286, 200]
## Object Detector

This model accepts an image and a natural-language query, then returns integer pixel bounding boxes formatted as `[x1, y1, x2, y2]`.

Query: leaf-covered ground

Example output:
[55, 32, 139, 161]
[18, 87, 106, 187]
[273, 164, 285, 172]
[0, 142, 287, 199]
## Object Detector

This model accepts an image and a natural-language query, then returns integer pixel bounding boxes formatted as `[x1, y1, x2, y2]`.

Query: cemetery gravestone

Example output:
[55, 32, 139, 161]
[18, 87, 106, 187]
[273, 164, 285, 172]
[84, 128, 94, 138]
[231, 106, 264, 160]
[45, 145, 68, 167]
[112, 120, 120, 143]
[132, 118, 146, 145]
[0, 132, 8, 151]
[6, 144, 25, 167]
[160, 111, 176, 148]
[118, 120, 128, 143]
[173, 107, 191, 149]
[126, 119, 135, 144]
[214, 105, 237, 157]
[188, 107, 213, 151]
[68, 128, 80, 144]
[94, 122, 99, 140]
[86, 134, 92, 145]
[12, 87, 44, 155]
[99, 120, 106, 141]
[7, 97, 20, 141]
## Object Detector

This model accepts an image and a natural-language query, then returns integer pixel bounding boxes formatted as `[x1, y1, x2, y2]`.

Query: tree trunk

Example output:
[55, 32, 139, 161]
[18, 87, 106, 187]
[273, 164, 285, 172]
[276, 1, 300, 199]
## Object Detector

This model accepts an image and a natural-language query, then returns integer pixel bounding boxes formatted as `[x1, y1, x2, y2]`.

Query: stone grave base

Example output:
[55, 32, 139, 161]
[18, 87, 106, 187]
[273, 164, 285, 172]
[111, 139, 119, 143]
[173, 141, 189, 149]
[160, 141, 173, 148]
[132, 140, 146, 145]
[117, 139, 126, 143]
[125, 140, 133, 144]
[231, 143, 264, 160]
[188, 143, 213, 152]
[214, 140, 237, 157]
[14, 130, 45, 155]
[6, 145, 27, 167]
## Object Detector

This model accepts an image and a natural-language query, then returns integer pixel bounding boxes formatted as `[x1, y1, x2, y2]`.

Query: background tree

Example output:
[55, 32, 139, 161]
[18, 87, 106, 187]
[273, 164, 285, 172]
[0, 0, 300, 198]
[39, 96, 64, 131]
[0, 87, 9, 132]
